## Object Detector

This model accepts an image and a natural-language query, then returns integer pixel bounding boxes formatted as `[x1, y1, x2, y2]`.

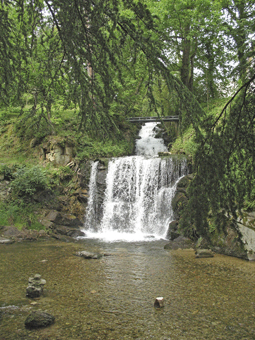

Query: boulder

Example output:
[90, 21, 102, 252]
[209, 225, 248, 260]
[25, 311, 55, 329]
[52, 225, 85, 238]
[2, 226, 23, 238]
[45, 143, 74, 166]
[32, 190, 61, 210]
[39, 218, 53, 228]
[177, 176, 190, 189]
[195, 249, 214, 258]
[164, 236, 194, 250]
[165, 220, 180, 240]
[45, 210, 83, 228]
[169, 231, 181, 241]
[171, 191, 188, 216]
[67, 229, 85, 238]
[45, 210, 59, 222]
[0, 237, 14, 244]
[236, 211, 255, 260]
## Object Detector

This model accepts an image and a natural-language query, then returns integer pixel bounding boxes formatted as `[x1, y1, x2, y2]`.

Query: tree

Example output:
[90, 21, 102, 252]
[180, 73, 255, 238]
[148, 0, 222, 93]
[222, 0, 255, 84]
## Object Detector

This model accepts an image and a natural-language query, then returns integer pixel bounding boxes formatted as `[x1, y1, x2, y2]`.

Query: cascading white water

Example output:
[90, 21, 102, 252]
[83, 122, 187, 241]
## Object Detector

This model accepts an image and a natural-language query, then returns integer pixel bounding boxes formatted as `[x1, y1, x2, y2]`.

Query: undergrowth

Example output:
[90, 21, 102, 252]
[0, 200, 45, 230]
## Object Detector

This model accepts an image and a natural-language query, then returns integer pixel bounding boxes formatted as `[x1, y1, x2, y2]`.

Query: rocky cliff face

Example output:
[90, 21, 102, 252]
[169, 174, 255, 260]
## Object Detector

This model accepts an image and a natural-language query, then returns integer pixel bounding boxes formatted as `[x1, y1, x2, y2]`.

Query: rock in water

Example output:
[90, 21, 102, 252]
[0, 237, 14, 244]
[154, 297, 164, 308]
[25, 311, 55, 328]
[195, 249, 214, 258]
[26, 274, 46, 298]
[75, 251, 103, 259]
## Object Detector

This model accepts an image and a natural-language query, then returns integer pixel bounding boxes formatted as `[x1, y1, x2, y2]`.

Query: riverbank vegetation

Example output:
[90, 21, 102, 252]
[0, 0, 255, 238]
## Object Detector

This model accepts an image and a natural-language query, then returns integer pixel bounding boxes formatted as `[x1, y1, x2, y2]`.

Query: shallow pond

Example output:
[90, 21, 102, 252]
[1, 239, 255, 340]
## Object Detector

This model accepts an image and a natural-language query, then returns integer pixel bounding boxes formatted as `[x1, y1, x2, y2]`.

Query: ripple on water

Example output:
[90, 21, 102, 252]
[0, 240, 255, 339]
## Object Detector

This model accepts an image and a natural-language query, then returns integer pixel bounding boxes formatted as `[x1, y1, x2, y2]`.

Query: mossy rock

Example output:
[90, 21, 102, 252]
[172, 192, 188, 213]
[25, 311, 55, 329]
[177, 175, 191, 189]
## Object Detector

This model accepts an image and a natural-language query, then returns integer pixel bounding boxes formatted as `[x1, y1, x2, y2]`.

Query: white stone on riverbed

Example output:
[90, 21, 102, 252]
[75, 251, 103, 259]
[0, 237, 14, 244]
[154, 297, 164, 308]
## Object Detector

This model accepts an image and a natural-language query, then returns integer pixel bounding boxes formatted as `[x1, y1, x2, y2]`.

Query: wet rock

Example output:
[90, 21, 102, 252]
[51, 225, 85, 238]
[236, 212, 255, 260]
[158, 152, 172, 156]
[75, 251, 103, 259]
[51, 234, 73, 242]
[25, 310, 55, 329]
[45, 210, 83, 228]
[45, 210, 59, 222]
[26, 274, 46, 298]
[171, 191, 188, 216]
[39, 218, 53, 228]
[177, 176, 191, 189]
[2, 226, 24, 238]
[209, 225, 248, 260]
[165, 220, 180, 240]
[1, 227, 50, 242]
[169, 231, 181, 241]
[195, 249, 214, 258]
[77, 161, 91, 189]
[32, 190, 61, 210]
[67, 229, 85, 238]
[53, 225, 71, 236]
[164, 236, 194, 250]
[0, 237, 14, 244]
[77, 190, 89, 204]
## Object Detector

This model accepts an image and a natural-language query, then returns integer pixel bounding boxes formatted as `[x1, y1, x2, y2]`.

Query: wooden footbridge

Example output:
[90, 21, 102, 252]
[127, 116, 179, 123]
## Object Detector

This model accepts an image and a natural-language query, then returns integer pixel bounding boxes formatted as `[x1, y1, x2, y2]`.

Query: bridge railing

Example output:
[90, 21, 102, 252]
[127, 116, 179, 123]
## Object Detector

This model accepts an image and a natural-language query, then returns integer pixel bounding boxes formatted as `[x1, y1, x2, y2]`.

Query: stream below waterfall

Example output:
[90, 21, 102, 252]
[1, 239, 255, 340]
[1, 123, 255, 339]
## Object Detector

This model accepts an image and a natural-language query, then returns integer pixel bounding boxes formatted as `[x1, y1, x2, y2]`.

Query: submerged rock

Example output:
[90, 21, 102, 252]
[75, 251, 103, 259]
[25, 310, 55, 329]
[164, 236, 194, 250]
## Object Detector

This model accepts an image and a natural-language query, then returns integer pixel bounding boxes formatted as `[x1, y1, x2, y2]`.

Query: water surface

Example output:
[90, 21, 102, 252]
[1, 239, 255, 339]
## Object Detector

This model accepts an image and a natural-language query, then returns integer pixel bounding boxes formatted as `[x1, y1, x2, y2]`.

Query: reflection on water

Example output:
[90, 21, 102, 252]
[1, 239, 255, 339]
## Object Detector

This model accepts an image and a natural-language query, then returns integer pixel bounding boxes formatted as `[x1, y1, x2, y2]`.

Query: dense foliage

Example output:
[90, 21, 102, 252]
[180, 74, 255, 238]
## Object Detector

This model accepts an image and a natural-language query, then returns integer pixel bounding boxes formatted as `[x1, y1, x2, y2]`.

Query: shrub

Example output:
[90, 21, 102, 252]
[0, 201, 45, 230]
[0, 164, 15, 180]
[10, 166, 49, 196]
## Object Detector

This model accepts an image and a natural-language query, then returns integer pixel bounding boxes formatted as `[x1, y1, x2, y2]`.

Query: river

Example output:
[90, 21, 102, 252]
[1, 239, 255, 339]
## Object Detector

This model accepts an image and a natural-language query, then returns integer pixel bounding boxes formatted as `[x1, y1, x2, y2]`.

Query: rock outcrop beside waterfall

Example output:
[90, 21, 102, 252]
[169, 174, 255, 260]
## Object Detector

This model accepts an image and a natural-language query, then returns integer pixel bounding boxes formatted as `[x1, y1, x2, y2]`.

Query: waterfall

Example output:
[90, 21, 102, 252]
[83, 122, 188, 241]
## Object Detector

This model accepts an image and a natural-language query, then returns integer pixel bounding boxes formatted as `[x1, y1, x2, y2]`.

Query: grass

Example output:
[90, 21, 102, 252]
[0, 104, 136, 164]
